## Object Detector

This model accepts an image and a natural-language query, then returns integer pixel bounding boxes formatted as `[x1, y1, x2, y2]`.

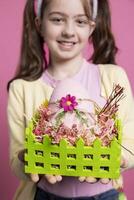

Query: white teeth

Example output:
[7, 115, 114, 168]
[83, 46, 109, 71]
[61, 42, 73, 46]
[59, 41, 75, 45]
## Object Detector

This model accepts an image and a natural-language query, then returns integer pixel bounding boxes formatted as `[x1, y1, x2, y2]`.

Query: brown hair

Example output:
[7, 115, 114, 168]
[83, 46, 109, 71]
[7, 0, 118, 89]
[90, 0, 118, 64]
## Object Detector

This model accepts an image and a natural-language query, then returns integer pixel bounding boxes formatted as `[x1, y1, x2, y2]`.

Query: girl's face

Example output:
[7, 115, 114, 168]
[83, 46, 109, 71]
[41, 0, 95, 62]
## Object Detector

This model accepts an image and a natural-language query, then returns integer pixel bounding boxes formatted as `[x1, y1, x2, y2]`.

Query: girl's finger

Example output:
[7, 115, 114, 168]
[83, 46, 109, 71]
[100, 178, 110, 184]
[45, 174, 57, 184]
[30, 174, 39, 182]
[55, 175, 62, 182]
[85, 177, 97, 183]
[78, 176, 86, 182]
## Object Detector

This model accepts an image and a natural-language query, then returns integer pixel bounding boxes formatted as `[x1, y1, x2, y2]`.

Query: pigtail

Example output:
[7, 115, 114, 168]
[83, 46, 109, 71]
[7, 0, 47, 90]
[90, 0, 118, 64]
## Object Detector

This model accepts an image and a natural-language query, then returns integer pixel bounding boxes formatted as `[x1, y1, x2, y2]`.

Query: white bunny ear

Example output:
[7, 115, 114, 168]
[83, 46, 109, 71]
[92, 0, 98, 20]
[34, 0, 43, 17]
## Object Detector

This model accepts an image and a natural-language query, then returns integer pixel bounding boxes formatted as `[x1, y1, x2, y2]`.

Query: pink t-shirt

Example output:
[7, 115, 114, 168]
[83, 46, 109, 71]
[38, 59, 113, 198]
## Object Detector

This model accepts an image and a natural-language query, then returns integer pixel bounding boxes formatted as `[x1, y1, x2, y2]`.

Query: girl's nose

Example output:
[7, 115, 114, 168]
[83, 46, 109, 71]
[62, 21, 75, 38]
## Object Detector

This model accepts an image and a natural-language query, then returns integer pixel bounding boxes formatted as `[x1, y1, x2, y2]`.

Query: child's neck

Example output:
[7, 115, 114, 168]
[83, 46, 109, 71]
[48, 56, 84, 80]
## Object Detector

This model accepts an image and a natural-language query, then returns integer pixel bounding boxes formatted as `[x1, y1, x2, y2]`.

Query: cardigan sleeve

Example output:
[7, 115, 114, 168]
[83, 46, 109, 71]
[117, 68, 134, 170]
[7, 80, 30, 181]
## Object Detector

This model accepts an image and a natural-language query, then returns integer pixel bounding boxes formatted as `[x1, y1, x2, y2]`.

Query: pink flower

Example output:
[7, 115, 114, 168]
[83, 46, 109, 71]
[59, 94, 78, 112]
[33, 127, 42, 136]
[105, 119, 114, 129]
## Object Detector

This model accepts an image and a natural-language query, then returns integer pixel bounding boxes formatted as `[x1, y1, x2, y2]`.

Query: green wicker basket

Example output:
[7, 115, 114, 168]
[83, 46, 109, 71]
[24, 119, 122, 179]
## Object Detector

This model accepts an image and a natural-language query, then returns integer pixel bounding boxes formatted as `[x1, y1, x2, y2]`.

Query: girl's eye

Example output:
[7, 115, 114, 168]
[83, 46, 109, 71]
[50, 18, 64, 24]
[76, 19, 89, 26]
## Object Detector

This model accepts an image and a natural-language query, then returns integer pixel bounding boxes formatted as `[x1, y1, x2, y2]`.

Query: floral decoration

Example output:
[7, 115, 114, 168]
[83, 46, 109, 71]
[32, 84, 125, 146]
[59, 94, 78, 111]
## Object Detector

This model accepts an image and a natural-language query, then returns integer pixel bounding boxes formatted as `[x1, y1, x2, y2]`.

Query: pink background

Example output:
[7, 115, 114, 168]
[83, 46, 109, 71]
[0, 1, 134, 200]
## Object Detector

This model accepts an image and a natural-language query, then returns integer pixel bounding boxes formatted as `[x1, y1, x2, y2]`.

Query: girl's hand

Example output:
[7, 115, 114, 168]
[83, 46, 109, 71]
[78, 176, 110, 184]
[78, 157, 128, 184]
[45, 174, 62, 184]
[78, 176, 97, 183]
[30, 174, 62, 184]
[18, 151, 63, 184]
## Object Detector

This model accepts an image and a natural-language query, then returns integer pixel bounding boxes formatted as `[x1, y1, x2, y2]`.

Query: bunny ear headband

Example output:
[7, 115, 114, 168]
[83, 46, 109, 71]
[34, 0, 98, 20]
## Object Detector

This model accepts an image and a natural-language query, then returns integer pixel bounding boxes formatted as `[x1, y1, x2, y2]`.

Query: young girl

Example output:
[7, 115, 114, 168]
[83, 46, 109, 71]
[7, 0, 134, 200]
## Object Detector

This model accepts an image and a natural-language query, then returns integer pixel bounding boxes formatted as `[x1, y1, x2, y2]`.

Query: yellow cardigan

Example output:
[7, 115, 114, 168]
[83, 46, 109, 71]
[7, 64, 134, 200]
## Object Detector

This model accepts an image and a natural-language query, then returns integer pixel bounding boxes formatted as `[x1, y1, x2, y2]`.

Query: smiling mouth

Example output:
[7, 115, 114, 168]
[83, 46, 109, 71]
[58, 41, 77, 45]
[57, 41, 77, 49]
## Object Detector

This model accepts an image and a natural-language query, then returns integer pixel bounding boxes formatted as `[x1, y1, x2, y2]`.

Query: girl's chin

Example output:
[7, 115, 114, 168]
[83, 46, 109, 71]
[55, 53, 79, 61]
[55, 50, 81, 60]
[49, 47, 82, 61]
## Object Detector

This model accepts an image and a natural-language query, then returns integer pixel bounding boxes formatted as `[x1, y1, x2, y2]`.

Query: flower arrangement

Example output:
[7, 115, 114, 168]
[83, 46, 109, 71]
[24, 83, 125, 178]
[32, 84, 124, 146]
